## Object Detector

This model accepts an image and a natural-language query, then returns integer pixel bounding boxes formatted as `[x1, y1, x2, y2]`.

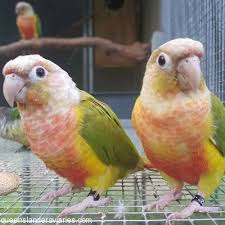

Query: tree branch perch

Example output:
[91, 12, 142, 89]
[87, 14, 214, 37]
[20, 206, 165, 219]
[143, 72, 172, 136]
[0, 37, 150, 63]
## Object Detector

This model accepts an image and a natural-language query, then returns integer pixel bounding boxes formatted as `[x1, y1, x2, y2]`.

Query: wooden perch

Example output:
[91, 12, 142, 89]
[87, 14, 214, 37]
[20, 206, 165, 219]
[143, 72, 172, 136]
[0, 37, 150, 63]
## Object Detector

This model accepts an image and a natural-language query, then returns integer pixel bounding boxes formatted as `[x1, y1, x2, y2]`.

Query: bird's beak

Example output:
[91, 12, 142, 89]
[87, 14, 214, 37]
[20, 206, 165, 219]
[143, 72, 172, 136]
[3, 74, 26, 107]
[176, 55, 201, 92]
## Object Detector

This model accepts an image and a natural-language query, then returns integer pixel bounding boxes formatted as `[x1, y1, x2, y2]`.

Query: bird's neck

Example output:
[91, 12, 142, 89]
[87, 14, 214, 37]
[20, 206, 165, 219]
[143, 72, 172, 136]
[140, 82, 212, 148]
[18, 84, 80, 119]
[23, 11, 35, 17]
[17, 100, 74, 122]
[140, 75, 211, 117]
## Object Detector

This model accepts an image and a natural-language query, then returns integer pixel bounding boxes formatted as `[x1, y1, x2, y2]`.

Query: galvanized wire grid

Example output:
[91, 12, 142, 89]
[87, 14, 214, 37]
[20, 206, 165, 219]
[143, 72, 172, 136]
[1, 1, 225, 224]
[0, 137, 225, 225]
[167, 0, 225, 102]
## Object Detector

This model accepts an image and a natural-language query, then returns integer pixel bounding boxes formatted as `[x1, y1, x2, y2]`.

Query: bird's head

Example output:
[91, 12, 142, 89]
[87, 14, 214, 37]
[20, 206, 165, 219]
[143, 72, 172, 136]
[15, 2, 34, 16]
[143, 38, 204, 97]
[2, 55, 80, 112]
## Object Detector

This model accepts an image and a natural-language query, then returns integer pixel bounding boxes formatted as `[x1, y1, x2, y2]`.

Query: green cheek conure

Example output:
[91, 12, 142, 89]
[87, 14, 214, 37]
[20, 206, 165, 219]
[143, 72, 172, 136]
[15, 2, 41, 40]
[132, 38, 225, 221]
[2, 55, 148, 217]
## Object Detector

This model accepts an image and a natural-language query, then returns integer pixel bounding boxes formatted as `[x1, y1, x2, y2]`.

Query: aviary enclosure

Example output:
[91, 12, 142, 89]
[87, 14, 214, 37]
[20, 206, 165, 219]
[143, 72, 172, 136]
[0, 0, 225, 224]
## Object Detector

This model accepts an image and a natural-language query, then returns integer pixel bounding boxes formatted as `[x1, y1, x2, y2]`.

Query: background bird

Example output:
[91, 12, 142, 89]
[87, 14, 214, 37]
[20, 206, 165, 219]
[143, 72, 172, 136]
[132, 38, 225, 221]
[2, 54, 147, 217]
[15, 1, 41, 40]
[0, 106, 29, 148]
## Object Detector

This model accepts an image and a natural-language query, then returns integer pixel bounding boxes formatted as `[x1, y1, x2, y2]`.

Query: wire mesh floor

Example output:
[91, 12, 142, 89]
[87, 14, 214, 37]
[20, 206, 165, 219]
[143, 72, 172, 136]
[0, 121, 225, 225]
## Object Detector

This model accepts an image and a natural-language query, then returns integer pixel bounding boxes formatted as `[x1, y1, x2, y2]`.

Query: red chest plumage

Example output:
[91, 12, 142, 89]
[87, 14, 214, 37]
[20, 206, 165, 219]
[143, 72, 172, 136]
[21, 109, 89, 187]
[134, 97, 211, 185]
[17, 16, 37, 39]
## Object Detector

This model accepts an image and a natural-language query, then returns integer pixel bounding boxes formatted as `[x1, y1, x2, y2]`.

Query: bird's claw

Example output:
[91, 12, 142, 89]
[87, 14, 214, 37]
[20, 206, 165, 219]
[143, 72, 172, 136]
[58, 196, 112, 218]
[40, 186, 81, 202]
[143, 201, 165, 212]
[166, 201, 220, 225]
[143, 191, 183, 212]
[40, 191, 59, 202]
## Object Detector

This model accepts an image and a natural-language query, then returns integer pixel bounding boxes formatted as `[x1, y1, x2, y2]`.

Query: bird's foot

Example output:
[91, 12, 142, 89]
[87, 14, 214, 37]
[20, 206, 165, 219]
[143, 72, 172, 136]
[58, 195, 112, 218]
[144, 189, 183, 211]
[40, 186, 82, 202]
[166, 201, 220, 224]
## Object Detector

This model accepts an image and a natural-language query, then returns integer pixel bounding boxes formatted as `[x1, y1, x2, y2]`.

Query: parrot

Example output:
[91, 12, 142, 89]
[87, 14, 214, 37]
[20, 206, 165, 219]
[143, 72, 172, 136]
[2, 54, 147, 217]
[15, 2, 41, 40]
[0, 106, 29, 148]
[132, 38, 225, 221]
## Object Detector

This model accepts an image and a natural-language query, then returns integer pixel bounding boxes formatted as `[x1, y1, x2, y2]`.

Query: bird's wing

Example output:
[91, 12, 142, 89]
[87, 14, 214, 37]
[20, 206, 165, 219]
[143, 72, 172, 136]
[35, 14, 42, 37]
[210, 93, 225, 156]
[75, 91, 142, 170]
[9, 107, 20, 120]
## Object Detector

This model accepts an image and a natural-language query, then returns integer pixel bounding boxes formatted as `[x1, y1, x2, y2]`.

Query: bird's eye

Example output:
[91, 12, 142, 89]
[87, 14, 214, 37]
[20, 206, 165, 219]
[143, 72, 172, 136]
[36, 67, 45, 78]
[29, 66, 48, 81]
[158, 55, 166, 66]
[156, 53, 172, 71]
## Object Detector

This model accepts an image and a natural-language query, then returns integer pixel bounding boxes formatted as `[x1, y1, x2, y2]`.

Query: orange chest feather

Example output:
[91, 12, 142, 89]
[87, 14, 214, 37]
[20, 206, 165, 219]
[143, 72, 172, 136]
[21, 108, 89, 186]
[134, 98, 212, 184]
[23, 110, 76, 153]
[17, 16, 37, 39]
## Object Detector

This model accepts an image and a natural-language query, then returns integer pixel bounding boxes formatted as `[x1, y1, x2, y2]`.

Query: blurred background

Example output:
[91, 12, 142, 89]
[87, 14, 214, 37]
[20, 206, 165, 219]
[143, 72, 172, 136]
[0, 0, 224, 117]
[0, 0, 159, 118]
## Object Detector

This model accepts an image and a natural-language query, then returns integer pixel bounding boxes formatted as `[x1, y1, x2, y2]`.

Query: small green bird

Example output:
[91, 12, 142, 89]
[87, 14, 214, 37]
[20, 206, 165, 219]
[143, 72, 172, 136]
[132, 38, 225, 221]
[15, 1, 42, 40]
[0, 106, 29, 148]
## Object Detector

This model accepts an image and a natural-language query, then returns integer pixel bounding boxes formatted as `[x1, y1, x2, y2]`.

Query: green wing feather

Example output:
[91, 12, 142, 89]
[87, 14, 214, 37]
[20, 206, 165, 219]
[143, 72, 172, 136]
[77, 91, 142, 170]
[211, 93, 225, 156]
[35, 14, 42, 37]
[0, 107, 29, 147]
[10, 107, 20, 120]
